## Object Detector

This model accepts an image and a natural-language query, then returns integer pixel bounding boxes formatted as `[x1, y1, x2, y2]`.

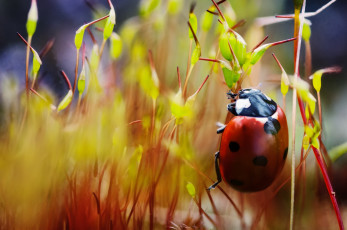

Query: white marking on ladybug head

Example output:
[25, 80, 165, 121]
[236, 98, 251, 114]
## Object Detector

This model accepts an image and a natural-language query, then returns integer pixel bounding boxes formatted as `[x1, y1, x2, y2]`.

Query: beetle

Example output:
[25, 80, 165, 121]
[208, 88, 289, 192]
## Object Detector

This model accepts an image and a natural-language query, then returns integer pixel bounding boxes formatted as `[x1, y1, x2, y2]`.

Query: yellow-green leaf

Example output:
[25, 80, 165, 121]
[103, 6, 116, 40]
[302, 21, 311, 42]
[188, 13, 198, 39]
[191, 44, 201, 65]
[186, 182, 196, 198]
[201, 6, 214, 31]
[250, 43, 271, 65]
[32, 49, 42, 75]
[77, 66, 86, 94]
[110, 32, 122, 59]
[168, 0, 182, 15]
[312, 70, 323, 92]
[26, 0, 38, 36]
[74, 25, 86, 50]
[57, 90, 73, 111]
[219, 32, 232, 61]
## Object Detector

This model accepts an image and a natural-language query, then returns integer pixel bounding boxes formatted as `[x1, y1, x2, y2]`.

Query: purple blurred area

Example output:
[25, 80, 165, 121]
[0, 0, 139, 98]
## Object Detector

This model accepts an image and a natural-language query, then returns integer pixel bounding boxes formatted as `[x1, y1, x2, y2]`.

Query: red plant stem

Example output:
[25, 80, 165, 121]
[206, 9, 219, 15]
[231, 19, 246, 29]
[270, 37, 297, 47]
[292, 1, 344, 227]
[211, 0, 225, 21]
[193, 75, 210, 96]
[60, 70, 72, 90]
[252, 35, 269, 52]
[199, 57, 220, 63]
[312, 147, 344, 229]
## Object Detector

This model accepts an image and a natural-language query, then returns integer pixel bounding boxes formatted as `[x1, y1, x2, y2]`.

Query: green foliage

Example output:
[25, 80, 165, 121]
[74, 25, 86, 50]
[57, 90, 73, 111]
[110, 32, 123, 59]
[186, 182, 196, 198]
[103, 5, 116, 40]
[201, 6, 214, 31]
[26, 0, 38, 36]
[188, 13, 198, 40]
[302, 21, 311, 42]
[167, 0, 182, 15]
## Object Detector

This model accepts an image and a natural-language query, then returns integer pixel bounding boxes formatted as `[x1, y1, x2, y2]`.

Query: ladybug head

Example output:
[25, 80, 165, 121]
[227, 88, 277, 117]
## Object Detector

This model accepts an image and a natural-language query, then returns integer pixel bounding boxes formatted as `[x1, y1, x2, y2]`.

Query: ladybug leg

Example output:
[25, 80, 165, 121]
[207, 151, 222, 190]
[216, 122, 226, 134]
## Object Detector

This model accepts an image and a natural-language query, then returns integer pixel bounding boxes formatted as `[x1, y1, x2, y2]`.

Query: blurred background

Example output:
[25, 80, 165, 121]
[0, 0, 346, 219]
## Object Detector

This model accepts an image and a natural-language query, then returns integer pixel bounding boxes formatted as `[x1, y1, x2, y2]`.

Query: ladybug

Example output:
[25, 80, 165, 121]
[208, 88, 289, 192]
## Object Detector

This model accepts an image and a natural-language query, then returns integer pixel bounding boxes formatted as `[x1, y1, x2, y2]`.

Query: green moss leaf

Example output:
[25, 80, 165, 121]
[110, 32, 122, 59]
[191, 44, 201, 65]
[74, 25, 86, 50]
[219, 32, 232, 61]
[103, 6, 116, 40]
[188, 13, 198, 40]
[250, 43, 271, 65]
[186, 182, 196, 198]
[57, 90, 73, 111]
[201, 7, 214, 31]
[26, 0, 38, 36]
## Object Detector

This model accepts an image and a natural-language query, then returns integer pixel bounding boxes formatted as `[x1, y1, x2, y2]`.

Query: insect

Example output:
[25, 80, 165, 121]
[208, 88, 289, 192]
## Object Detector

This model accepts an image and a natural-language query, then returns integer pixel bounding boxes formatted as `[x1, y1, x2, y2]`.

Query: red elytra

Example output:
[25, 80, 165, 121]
[208, 89, 289, 192]
[219, 106, 288, 192]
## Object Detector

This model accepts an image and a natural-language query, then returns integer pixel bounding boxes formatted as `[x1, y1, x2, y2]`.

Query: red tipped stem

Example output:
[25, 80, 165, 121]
[199, 57, 220, 63]
[270, 37, 297, 47]
[211, 0, 226, 21]
[231, 19, 246, 29]
[272, 53, 285, 71]
[187, 22, 200, 46]
[60, 70, 72, 91]
[252, 35, 269, 52]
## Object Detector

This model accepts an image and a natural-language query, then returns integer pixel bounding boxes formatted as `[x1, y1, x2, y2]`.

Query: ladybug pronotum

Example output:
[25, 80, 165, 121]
[208, 88, 289, 192]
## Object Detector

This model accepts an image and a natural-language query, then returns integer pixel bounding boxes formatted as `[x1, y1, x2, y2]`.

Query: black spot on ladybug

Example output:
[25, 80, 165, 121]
[253, 156, 268, 166]
[264, 117, 281, 135]
[283, 148, 288, 160]
[230, 179, 244, 186]
[229, 142, 240, 152]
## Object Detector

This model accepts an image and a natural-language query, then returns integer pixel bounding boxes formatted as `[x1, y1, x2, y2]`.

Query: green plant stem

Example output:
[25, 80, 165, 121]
[73, 49, 80, 94]
[183, 39, 193, 98]
[99, 38, 107, 58]
[329, 142, 347, 162]
[290, 87, 297, 230]
[182, 64, 194, 98]
[293, 1, 344, 228]
[25, 35, 33, 100]
[312, 147, 344, 229]
[318, 92, 322, 128]
[304, 40, 312, 79]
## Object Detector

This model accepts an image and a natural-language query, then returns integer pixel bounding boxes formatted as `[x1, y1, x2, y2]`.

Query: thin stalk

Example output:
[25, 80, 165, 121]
[150, 98, 156, 145]
[183, 40, 193, 98]
[289, 87, 297, 230]
[304, 40, 312, 79]
[318, 92, 322, 128]
[312, 147, 344, 230]
[73, 49, 80, 94]
[292, 0, 344, 228]
[99, 38, 107, 58]
[25, 35, 33, 100]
